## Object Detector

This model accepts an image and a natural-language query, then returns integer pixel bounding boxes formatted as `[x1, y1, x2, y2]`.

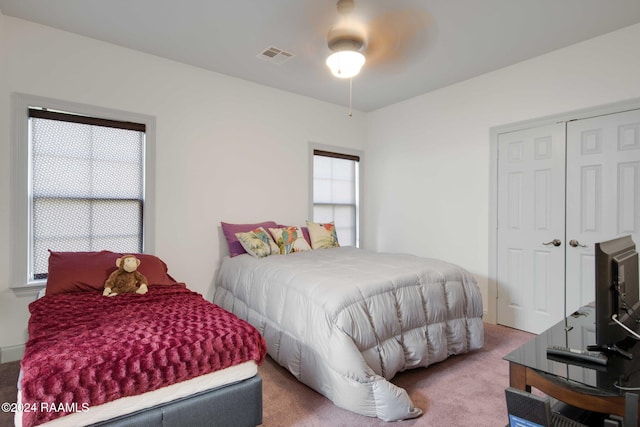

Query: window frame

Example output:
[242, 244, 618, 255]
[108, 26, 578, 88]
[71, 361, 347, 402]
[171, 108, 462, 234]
[308, 143, 363, 248]
[10, 93, 156, 288]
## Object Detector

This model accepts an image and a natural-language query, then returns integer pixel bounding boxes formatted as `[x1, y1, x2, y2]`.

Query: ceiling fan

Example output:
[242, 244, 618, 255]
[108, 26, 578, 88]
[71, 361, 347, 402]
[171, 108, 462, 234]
[324, 0, 432, 80]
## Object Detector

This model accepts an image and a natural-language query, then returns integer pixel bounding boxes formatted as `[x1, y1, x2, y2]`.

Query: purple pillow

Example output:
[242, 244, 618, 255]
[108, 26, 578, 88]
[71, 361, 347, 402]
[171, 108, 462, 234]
[221, 221, 278, 257]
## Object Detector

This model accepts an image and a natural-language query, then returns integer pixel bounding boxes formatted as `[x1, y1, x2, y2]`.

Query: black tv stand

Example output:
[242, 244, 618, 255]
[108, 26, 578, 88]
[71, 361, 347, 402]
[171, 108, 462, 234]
[505, 305, 640, 427]
[587, 343, 633, 360]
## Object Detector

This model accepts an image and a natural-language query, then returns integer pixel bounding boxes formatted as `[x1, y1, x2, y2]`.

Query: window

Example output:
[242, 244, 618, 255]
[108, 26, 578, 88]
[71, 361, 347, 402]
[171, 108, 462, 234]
[312, 148, 361, 247]
[11, 94, 156, 287]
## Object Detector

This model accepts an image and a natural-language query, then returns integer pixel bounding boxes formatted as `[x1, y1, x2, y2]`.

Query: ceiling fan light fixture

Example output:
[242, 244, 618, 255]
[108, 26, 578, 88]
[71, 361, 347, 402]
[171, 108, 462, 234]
[326, 49, 365, 79]
[326, 36, 366, 79]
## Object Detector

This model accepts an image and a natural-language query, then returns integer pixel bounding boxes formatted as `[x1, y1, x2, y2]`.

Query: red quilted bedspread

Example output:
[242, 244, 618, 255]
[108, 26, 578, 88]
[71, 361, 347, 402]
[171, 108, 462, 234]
[20, 284, 267, 427]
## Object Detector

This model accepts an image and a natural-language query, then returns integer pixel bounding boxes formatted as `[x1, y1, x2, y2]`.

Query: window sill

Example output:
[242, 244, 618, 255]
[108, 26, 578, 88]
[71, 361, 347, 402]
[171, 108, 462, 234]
[10, 281, 45, 297]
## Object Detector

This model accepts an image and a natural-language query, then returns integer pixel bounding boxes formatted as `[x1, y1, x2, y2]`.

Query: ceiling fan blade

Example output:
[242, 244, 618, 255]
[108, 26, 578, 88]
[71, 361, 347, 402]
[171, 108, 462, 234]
[364, 9, 434, 67]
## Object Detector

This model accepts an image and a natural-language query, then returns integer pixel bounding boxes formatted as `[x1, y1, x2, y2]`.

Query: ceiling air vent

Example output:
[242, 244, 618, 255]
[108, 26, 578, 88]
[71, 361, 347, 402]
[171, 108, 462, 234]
[257, 46, 294, 65]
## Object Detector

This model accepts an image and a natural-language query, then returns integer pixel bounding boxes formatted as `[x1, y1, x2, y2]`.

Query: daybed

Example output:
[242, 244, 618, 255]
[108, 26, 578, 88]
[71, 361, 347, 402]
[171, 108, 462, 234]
[16, 251, 266, 427]
[214, 221, 484, 421]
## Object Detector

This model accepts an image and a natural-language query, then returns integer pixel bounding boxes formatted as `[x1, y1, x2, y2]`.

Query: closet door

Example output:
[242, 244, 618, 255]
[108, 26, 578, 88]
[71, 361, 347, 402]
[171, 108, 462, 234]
[566, 109, 640, 315]
[497, 123, 566, 334]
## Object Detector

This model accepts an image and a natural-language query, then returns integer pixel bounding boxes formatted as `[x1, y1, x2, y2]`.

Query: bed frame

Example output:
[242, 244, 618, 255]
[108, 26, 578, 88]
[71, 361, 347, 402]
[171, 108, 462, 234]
[90, 375, 262, 427]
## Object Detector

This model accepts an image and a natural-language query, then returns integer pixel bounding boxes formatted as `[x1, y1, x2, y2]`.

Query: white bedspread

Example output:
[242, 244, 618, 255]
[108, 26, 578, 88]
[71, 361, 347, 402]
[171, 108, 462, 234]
[214, 246, 484, 421]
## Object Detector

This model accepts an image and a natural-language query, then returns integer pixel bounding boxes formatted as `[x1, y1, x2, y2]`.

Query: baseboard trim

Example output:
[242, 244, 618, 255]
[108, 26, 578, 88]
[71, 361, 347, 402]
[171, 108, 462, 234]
[1, 345, 24, 363]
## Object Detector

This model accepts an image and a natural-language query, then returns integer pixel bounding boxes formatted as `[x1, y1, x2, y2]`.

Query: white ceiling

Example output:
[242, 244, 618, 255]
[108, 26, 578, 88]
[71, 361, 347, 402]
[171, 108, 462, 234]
[2, 0, 640, 112]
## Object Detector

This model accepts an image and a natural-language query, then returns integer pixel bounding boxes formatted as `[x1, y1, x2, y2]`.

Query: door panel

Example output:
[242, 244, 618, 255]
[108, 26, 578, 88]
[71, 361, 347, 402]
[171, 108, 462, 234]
[566, 109, 640, 314]
[497, 124, 566, 333]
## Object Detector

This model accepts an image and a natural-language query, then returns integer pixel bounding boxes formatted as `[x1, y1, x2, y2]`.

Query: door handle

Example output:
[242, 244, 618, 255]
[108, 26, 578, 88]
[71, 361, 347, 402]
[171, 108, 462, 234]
[543, 239, 562, 247]
[569, 239, 588, 248]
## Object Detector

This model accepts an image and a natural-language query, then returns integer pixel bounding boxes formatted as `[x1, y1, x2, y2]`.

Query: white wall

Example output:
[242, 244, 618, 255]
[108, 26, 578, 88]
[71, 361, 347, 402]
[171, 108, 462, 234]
[0, 14, 367, 360]
[3, 12, 640, 361]
[365, 23, 640, 322]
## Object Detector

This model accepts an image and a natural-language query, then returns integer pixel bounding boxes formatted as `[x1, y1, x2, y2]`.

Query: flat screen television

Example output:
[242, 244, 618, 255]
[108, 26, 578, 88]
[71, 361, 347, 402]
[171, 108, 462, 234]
[588, 235, 640, 358]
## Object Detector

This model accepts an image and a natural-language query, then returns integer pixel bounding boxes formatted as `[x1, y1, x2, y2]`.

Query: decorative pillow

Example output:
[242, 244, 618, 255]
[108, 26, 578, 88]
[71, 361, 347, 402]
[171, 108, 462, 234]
[46, 250, 120, 296]
[46, 250, 178, 296]
[275, 224, 312, 247]
[221, 221, 278, 257]
[268, 226, 312, 255]
[235, 227, 280, 258]
[306, 221, 340, 249]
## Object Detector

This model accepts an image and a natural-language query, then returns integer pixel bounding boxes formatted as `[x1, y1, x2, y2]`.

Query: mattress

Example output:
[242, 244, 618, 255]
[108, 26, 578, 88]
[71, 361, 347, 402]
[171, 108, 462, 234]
[15, 361, 257, 426]
[214, 246, 484, 421]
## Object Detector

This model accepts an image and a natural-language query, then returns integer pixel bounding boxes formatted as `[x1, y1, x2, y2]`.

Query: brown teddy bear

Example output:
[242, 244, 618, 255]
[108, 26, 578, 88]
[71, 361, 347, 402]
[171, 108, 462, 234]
[103, 254, 149, 297]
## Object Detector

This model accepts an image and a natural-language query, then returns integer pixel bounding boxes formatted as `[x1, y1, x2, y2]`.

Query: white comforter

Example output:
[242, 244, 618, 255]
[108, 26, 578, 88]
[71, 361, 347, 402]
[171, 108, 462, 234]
[213, 246, 484, 421]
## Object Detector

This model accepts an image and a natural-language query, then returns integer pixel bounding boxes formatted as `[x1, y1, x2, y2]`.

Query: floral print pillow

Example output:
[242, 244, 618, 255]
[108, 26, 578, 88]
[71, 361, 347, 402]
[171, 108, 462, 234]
[235, 227, 280, 258]
[268, 226, 312, 255]
[306, 221, 340, 249]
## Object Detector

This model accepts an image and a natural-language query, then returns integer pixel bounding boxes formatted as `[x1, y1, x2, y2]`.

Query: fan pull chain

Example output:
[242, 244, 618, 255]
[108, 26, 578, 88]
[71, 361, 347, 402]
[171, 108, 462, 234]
[349, 78, 353, 117]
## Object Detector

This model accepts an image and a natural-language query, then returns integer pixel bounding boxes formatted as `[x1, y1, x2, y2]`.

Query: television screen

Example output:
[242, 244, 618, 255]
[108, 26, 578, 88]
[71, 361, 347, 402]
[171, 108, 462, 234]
[589, 235, 640, 358]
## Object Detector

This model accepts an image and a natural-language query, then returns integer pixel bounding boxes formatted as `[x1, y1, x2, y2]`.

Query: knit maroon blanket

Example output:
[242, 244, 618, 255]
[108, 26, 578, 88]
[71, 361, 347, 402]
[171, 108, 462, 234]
[20, 284, 266, 427]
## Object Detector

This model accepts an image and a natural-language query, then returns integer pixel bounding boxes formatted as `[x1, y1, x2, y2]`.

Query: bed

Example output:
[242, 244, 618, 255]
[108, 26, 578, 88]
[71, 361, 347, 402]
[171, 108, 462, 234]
[16, 251, 267, 427]
[213, 223, 484, 422]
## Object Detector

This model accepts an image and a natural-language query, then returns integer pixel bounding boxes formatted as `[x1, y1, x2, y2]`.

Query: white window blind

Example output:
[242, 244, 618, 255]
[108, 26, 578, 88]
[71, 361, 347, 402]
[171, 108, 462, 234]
[312, 149, 359, 247]
[29, 108, 145, 279]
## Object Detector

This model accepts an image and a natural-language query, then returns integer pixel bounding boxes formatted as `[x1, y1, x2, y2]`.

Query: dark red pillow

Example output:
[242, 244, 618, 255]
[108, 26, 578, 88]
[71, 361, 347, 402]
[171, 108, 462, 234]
[46, 250, 120, 296]
[46, 251, 178, 296]
[131, 253, 177, 285]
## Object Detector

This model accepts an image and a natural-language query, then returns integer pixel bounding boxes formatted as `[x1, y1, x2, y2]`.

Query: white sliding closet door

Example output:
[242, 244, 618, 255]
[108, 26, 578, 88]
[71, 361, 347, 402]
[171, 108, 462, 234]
[565, 109, 640, 315]
[496, 123, 566, 334]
